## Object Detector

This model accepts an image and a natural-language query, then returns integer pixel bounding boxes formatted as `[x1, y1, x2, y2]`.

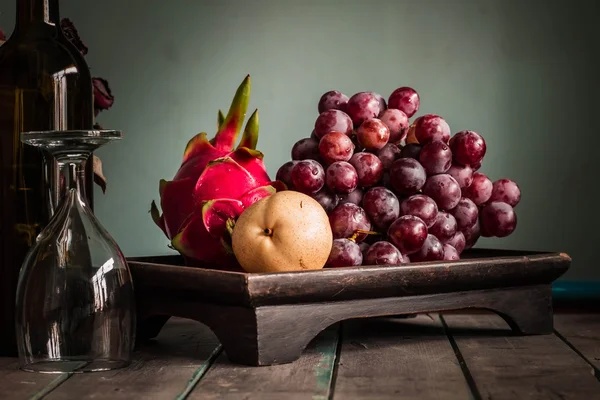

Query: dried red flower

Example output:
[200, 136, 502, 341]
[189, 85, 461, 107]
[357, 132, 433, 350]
[92, 78, 115, 116]
[60, 18, 88, 55]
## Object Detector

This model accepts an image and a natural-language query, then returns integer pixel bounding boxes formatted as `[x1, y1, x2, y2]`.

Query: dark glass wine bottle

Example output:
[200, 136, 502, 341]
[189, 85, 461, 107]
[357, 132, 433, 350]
[0, 0, 94, 356]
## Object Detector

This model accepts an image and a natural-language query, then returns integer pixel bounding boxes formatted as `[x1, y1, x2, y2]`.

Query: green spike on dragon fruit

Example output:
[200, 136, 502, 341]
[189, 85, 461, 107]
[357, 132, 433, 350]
[237, 109, 259, 150]
[217, 110, 225, 130]
[149, 75, 286, 268]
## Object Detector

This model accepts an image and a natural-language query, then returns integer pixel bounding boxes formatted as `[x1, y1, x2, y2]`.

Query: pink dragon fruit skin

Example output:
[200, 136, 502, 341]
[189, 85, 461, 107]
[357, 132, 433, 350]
[150, 75, 285, 268]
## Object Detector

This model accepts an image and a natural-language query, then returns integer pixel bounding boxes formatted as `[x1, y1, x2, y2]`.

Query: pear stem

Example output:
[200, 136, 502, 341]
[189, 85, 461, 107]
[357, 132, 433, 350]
[226, 218, 235, 236]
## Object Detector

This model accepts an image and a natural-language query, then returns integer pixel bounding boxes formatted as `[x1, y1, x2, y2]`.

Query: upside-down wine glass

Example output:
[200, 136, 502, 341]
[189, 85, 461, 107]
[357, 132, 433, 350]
[15, 130, 135, 373]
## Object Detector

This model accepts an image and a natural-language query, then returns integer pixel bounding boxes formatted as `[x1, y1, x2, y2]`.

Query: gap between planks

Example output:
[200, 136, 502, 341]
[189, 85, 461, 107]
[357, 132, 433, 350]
[25, 322, 342, 400]
[553, 313, 600, 381]
[183, 323, 342, 400]
[331, 314, 472, 400]
[442, 311, 600, 400]
[173, 345, 223, 400]
[439, 314, 483, 400]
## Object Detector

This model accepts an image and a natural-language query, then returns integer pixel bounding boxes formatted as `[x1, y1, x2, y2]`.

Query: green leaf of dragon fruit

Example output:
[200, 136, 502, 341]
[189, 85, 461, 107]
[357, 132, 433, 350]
[217, 110, 225, 130]
[237, 109, 259, 150]
[212, 74, 251, 151]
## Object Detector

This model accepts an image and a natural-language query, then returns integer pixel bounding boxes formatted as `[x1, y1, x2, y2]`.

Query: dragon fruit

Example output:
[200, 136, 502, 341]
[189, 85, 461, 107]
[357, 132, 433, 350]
[150, 75, 284, 269]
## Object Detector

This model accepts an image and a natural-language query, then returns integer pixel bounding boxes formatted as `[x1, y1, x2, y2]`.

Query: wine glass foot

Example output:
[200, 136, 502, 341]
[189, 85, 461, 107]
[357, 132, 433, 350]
[21, 359, 131, 374]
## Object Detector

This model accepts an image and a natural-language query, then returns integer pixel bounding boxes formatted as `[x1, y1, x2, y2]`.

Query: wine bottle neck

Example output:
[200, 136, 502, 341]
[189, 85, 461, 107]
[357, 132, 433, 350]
[58, 156, 88, 200]
[16, 0, 61, 30]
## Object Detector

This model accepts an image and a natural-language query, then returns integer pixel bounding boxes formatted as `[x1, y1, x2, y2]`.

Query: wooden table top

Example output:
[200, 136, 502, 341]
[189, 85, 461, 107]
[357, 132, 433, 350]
[1, 311, 598, 399]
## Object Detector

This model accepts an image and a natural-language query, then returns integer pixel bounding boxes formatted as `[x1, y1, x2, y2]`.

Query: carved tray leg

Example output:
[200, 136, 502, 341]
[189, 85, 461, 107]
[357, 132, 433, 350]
[491, 284, 553, 334]
[243, 284, 554, 366]
[136, 284, 554, 366]
[136, 315, 171, 343]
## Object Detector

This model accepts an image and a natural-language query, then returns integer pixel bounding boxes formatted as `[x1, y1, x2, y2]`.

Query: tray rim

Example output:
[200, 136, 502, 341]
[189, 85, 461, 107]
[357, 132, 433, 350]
[127, 249, 571, 307]
[126, 248, 566, 277]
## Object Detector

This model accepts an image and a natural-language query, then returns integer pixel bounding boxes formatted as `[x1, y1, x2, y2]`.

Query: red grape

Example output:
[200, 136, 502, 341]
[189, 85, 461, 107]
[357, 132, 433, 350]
[400, 143, 422, 160]
[419, 140, 452, 175]
[329, 203, 372, 242]
[489, 178, 521, 207]
[364, 241, 403, 265]
[314, 110, 353, 139]
[338, 187, 364, 206]
[400, 194, 438, 228]
[414, 114, 451, 144]
[326, 238, 363, 268]
[374, 92, 387, 112]
[450, 197, 479, 231]
[349, 152, 384, 187]
[310, 129, 318, 140]
[410, 234, 444, 262]
[389, 158, 427, 195]
[346, 92, 385, 126]
[447, 164, 473, 188]
[429, 211, 458, 243]
[449, 130, 486, 167]
[276, 160, 298, 190]
[423, 174, 461, 210]
[446, 231, 466, 254]
[443, 244, 460, 260]
[387, 215, 428, 255]
[379, 109, 409, 144]
[319, 131, 355, 164]
[291, 160, 325, 194]
[313, 189, 339, 214]
[362, 187, 400, 232]
[376, 143, 402, 170]
[471, 160, 482, 171]
[357, 118, 390, 151]
[326, 161, 358, 194]
[463, 220, 481, 250]
[480, 201, 517, 238]
[388, 87, 420, 118]
[291, 137, 321, 161]
[318, 90, 349, 114]
[462, 172, 492, 205]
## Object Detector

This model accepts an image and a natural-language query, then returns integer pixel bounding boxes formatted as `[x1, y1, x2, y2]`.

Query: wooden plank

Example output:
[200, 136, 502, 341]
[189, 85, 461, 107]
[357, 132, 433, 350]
[188, 325, 340, 400]
[0, 358, 15, 368]
[0, 358, 68, 399]
[554, 312, 600, 371]
[333, 314, 472, 400]
[46, 317, 221, 400]
[443, 312, 600, 400]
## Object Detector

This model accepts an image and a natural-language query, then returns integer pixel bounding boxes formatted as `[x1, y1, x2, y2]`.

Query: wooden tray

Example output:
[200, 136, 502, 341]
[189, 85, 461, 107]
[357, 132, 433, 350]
[127, 248, 570, 366]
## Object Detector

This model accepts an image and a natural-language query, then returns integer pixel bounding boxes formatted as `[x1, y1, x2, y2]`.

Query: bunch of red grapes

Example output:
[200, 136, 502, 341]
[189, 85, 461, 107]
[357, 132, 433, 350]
[276, 88, 521, 268]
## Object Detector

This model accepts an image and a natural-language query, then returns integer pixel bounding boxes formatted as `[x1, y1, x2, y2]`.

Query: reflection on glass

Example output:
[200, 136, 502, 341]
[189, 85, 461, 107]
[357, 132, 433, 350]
[15, 130, 135, 374]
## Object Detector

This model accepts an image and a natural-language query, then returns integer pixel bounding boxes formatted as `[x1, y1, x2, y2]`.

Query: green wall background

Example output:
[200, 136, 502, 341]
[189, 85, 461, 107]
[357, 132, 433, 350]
[1, 0, 598, 280]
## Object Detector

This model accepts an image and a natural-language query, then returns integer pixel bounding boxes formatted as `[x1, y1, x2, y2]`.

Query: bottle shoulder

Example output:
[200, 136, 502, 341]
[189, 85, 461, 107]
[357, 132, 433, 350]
[0, 36, 92, 87]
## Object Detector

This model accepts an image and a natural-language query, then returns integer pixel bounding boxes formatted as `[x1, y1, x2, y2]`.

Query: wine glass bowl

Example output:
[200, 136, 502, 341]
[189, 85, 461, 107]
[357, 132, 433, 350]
[16, 130, 135, 373]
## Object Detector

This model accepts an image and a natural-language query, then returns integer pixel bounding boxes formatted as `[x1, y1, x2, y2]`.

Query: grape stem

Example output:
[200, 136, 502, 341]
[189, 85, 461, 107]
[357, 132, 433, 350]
[348, 229, 381, 242]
